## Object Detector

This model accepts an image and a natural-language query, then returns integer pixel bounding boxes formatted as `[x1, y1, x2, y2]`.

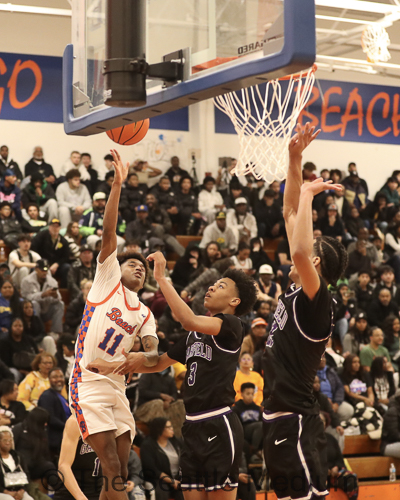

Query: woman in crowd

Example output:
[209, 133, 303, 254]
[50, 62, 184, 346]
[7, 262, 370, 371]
[0, 318, 38, 379]
[342, 312, 371, 356]
[64, 222, 82, 261]
[140, 418, 183, 500]
[21, 300, 56, 356]
[12, 407, 55, 487]
[370, 356, 396, 413]
[0, 379, 26, 426]
[170, 242, 203, 292]
[17, 352, 66, 411]
[201, 241, 221, 268]
[381, 389, 400, 459]
[232, 242, 254, 275]
[0, 426, 34, 500]
[233, 353, 264, 406]
[0, 281, 23, 341]
[341, 354, 374, 408]
[383, 315, 400, 372]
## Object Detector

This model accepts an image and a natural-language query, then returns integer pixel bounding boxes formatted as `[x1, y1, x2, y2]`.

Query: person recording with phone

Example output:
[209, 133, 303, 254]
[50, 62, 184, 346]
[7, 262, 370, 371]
[20, 260, 64, 336]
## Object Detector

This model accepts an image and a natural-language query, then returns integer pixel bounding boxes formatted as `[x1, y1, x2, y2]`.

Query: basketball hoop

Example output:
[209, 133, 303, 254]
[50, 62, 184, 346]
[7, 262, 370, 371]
[361, 25, 391, 63]
[214, 65, 317, 182]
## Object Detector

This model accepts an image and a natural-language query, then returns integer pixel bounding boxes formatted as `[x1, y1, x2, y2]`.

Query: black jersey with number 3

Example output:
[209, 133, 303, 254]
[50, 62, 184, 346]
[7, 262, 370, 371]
[263, 276, 335, 415]
[167, 313, 244, 413]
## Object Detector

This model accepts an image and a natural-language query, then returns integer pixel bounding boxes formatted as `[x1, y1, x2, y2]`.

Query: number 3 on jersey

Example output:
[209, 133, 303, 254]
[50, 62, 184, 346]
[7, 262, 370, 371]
[98, 327, 123, 356]
[187, 362, 197, 386]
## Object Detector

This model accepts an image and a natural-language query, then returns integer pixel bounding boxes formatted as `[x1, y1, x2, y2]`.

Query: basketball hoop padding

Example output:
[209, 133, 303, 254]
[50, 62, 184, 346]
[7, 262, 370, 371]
[214, 66, 316, 182]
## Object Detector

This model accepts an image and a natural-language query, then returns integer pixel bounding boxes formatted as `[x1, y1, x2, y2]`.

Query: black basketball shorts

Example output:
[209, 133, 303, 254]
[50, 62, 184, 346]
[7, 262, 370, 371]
[179, 406, 244, 492]
[263, 411, 328, 500]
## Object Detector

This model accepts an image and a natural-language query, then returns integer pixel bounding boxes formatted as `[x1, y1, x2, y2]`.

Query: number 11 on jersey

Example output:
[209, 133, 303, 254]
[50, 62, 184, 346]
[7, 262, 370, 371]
[98, 327, 124, 356]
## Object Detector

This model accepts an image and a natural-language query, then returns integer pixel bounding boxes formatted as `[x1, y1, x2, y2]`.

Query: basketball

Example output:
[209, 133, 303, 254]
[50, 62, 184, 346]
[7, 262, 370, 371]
[106, 119, 150, 146]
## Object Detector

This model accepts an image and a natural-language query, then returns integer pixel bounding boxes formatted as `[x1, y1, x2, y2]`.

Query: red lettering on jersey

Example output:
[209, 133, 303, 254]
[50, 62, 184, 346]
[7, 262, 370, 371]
[106, 307, 138, 335]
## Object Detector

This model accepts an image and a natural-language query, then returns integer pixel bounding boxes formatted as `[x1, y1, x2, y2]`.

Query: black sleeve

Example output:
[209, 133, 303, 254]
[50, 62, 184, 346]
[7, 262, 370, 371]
[294, 276, 332, 340]
[214, 313, 244, 351]
[167, 335, 187, 365]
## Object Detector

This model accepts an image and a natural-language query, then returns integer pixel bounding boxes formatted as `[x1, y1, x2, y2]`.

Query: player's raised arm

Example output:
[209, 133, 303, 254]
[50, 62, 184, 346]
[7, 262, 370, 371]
[147, 251, 224, 336]
[284, 123, 320, 248]
[98, 149, 129, 263]
[291, 178, 342, 299]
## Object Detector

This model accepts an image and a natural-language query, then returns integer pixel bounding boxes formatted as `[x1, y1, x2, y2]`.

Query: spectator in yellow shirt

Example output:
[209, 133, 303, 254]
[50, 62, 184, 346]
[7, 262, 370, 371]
[17, 352, 67, 410]
[234, 353, 264, 406]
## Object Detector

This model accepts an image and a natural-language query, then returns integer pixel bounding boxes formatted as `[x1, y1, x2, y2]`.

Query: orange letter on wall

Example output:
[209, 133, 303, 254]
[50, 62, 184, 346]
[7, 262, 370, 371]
[0, 58, 7, 114]
[298, 85, 320, 128]
[7, 60, 42, 109]
[393, 94, 400, 137]
[366, 92, 392, 138]
[321, 87, 343, 133]
[340, 88, 364, 137]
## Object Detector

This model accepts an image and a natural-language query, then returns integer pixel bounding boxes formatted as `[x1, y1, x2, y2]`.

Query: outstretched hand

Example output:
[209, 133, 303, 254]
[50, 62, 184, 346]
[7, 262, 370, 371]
[147, 251, 166, 281]
[289, 122, 321, 157]
[110, 149, 129, 184]
[113, 348, 143, 382]
[301, 178, 342, 197]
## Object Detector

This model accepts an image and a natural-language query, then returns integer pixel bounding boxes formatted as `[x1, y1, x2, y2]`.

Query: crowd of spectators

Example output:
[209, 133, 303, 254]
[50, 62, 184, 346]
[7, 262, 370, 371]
[2, 146, 400, 498]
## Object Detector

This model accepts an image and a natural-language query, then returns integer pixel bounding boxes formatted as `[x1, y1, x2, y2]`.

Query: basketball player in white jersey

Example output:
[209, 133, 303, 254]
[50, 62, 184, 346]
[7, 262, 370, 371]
[70, 149, 159, 500]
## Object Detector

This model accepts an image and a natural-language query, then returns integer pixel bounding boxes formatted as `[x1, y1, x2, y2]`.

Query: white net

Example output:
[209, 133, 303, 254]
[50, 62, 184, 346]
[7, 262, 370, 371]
[361, 25, 391, 63]
[214, 66, 316, 183]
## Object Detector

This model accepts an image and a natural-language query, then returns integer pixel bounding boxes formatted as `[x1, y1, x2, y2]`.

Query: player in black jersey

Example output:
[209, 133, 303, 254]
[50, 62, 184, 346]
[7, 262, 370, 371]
[262, 123, 349, 500]
[91, 251, 257, 500]
[55, 416, 102, 500]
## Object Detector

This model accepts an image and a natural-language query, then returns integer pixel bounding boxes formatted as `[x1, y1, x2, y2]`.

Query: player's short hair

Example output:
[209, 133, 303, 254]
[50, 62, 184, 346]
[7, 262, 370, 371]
[66, 168, 81, 180]
[241, 382, 256, 392]
[222, 268, 257, 317]
[313, 236, 349, 287]
[117, 251, 148, 282]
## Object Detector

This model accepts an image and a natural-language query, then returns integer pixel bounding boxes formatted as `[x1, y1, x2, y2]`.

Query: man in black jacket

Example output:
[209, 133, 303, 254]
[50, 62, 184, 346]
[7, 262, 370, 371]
[31, 218, 71, 287]
[24, 147, 56, 186]
[0, 146, 22, 181]
[66, 245, 96, 300]
[21, 173, 58, 223]
[254, 189, 284, 239]
[38, 368, 71, 457]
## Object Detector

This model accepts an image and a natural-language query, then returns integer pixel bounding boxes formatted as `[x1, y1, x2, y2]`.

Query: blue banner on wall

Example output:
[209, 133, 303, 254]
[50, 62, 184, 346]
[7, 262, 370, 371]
[215, 79, 400, 145]
[0, 51, 188, 131]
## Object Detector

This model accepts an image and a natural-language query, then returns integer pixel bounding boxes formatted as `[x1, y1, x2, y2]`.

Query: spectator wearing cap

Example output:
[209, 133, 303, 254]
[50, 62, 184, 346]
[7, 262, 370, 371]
[80, 192, 125, 252]
[342, 311, 371, 356]
[24, 146, 56, 185]
[198, 176, 225, 224]
[8, 234, 41, 288]
[319, 203, 345, 242]
[0, 201, 23, 249]
[256, 264, 281, 306]
[38, 367, 71, 457]
[254, 189, 284, 239]
[145, 194, 185, 256]
[226, 197, 257, 245]
[20, 259, 64, 336]
[240, 318, 268, 358]
[21, 173, 58, 222]
[199, 211, 237, 256]
[302, 161, 317, 182]
[55, 169, 92, 228]
[119, 172, 146, 223]
[64, 279, 92, 334]
[67, 245, 96, 301]
[0, 146, 22, 180]
[31, 218, 71, 287]
[0, 170, 22, 221]
[343, 171, 369, 211]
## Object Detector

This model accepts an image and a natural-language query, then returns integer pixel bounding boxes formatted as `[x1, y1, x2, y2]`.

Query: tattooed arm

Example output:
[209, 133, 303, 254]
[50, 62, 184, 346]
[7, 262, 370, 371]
[141, 335, 160, 366]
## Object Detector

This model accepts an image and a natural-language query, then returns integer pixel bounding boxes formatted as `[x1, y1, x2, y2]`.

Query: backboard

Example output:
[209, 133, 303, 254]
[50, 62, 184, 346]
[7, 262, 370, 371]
[63, 0, 316, 136]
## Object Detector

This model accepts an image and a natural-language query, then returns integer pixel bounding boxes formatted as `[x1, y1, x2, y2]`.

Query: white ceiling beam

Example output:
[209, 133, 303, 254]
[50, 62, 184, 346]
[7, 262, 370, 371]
[315, 0, 400, 15]
[0, 3, 71, 17]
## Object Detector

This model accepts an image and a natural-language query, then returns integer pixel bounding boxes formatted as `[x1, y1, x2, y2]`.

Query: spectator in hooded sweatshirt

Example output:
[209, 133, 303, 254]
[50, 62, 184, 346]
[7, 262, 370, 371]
[21, 173, 58, 223]
[0, 170, 22, 220]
